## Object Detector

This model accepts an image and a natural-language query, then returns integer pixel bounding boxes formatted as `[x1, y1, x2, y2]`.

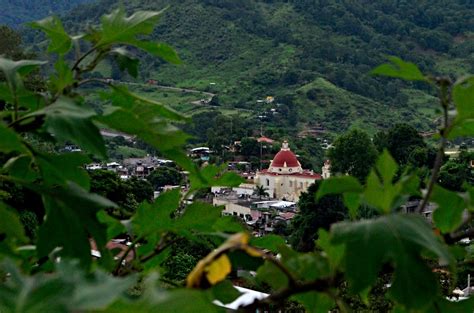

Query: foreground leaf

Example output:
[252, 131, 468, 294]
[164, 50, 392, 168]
[292, 291, 335, 313]
[331, 214, 452, 309]
[0, 123, 25, 153]
[28, 97, 106, 158]
[431, 184, 466, 233]
[30, 16, 72, 55]
[0, 259, 133, 312]
[36, 182, 116, 268]
[371, 56, 426, 81]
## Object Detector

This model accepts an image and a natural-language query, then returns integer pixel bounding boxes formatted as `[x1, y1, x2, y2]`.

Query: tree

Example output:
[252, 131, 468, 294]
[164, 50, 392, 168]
[328, 129, 378, 182]
[438, 148, 474, 192]
[89, 170, 148, 218]
[373, 130, 388, 153]
[289, 182, 347, 252]
[0, 26, 22, 58]
[147, 166, 183, 189]
[386, 123, 426, 165]
[253, 184, 269, 200]
[240, 137, 259, 157]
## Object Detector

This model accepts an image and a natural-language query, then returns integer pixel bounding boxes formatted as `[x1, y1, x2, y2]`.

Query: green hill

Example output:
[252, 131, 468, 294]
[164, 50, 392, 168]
[30, 0, 474, 134]
[0, 0, 94, 27]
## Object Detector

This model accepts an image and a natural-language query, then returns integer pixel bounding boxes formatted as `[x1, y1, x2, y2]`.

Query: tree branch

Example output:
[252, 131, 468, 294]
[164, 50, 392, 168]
[417, 77, 452, 214]
[240, 273, 342, 311]
[444, 227, 474, 244]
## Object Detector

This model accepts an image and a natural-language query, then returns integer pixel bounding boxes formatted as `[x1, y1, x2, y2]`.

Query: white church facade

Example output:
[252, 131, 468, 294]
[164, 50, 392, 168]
[255, 141, 323, 202]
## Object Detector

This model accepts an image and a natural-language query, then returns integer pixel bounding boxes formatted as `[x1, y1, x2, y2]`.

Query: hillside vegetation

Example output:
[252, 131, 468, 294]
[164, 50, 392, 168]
[0, 0, 93, 27]
[30, 0, 474, 133]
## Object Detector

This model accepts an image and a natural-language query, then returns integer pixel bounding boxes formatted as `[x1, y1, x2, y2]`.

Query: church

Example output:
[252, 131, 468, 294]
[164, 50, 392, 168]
[255, 141, 322, 201]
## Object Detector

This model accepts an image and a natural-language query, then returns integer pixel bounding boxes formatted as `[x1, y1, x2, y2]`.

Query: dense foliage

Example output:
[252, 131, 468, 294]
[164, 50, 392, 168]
[44, 0, 474, 135]
[0, 0, 93, 27]
[0, 7, 473, 313]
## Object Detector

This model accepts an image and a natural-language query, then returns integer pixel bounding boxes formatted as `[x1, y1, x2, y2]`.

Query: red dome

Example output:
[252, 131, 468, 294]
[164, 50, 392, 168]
[271, 150, 299, 167]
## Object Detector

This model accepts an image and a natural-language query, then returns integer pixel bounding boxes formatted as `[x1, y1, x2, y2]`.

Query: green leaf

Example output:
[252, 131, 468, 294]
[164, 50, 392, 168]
[57, 261, 135, 310]
[3, 155, 38, 182]
[98, 86, 188, 152]
[97, 210, 126, 240]
[449, 119, 474, 138]
[0, 203, 26, 244]
[98, 8, 164, 46]
[431, 184, 466, 233]
[212, 216, 245, 233]
[111, 48, 139, 78]
[331, 214, 452, 309]
[130, 40, 181, 64]
[316, 176, 363, 218]
[363, 150, 418, 214]
[316, 176, 364, 199]
[176, 201, 222, 233]
[0, 82, 43, 110]
[50, 57, 74, 94]
[292, 291, 335, 313]
[108, 287, 221, 313]
[278, 246, 329, 282]
[131, 189, 180, 239]
[0, 259, 134, 313]
[316, 229, 344, 272]
[250, 235, 286, 253]
[0, 123, 25, 153]
[453, 76, 474, 121]
[211, 280, 241, 304]
[189, 164, 244, 191]
[28, 97, 106, 158]
[0, 58, 46, 92]
[36, 182, 116, 268]
[103, 85, 186, 121]
[256, 260, 288, 289]
[36, 152, 90, 190]
[371, 56, 426, 81]
[0, 260, 71, 313]
[30, 16, 72, 55]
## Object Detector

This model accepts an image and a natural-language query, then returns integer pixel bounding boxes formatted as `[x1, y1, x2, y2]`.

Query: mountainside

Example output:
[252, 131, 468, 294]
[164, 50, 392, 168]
[0, 0, 93, 27]
[33, 0, 474, 134]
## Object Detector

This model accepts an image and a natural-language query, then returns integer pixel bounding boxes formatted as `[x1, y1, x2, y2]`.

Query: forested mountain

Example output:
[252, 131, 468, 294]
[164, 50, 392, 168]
[31, 0, 474, 133]
[0, 0, 93, 27]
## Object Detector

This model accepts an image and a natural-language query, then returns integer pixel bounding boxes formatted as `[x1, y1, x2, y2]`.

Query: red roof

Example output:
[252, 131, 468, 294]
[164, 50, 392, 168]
[271, 150, 299, 167]
[257, 136, 274, 144]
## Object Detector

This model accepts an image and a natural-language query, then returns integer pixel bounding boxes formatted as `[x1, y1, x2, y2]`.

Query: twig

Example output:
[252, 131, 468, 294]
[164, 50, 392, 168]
[71, 47, 97, 73]
[140, 236, 179, 263]
[239, 274, 342, 312]
[445, 227, 474, 244]
[113, 238, 139, 275]
[260, 251, 298, 288]
[417, 77, 452, 214]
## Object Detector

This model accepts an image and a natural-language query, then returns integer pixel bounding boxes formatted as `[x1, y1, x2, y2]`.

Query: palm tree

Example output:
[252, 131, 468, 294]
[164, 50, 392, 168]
[254, 185, 269, 200]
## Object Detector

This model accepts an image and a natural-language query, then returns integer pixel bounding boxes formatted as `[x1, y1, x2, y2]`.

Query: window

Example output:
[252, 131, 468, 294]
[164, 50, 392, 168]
[289, 168, 292, 172]
[266, 178, 270, 186]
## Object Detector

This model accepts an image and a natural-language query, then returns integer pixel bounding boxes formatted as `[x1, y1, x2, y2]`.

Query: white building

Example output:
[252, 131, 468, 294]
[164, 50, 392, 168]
[255, 141, 321, 201]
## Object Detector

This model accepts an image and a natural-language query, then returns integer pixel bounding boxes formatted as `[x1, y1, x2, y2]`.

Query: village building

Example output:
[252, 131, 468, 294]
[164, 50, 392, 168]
[255, 141, 321, 201]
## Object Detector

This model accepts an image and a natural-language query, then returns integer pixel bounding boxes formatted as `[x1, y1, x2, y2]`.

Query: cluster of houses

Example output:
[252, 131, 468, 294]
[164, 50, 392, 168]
[86, 156, 175, 180]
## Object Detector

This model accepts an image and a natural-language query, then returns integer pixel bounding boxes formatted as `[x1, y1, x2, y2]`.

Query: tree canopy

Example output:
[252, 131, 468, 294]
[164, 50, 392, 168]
[328, 129, 378, 182]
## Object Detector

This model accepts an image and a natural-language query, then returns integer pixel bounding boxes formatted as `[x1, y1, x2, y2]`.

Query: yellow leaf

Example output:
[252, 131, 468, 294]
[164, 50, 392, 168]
[205, 254, 232, 285]
[244, 246, 264, 258]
